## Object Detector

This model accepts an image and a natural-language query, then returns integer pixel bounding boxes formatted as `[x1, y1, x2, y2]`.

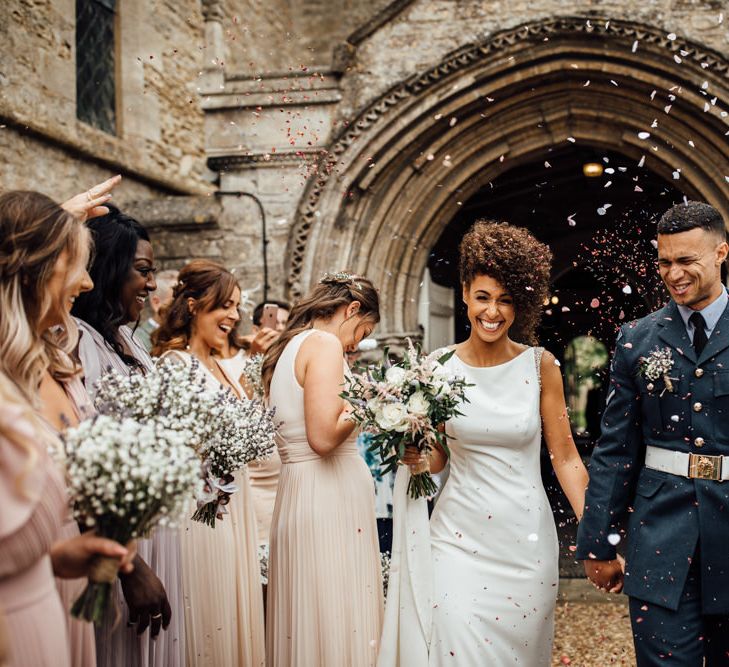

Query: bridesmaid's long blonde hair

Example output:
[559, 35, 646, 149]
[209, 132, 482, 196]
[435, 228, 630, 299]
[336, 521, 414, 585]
[261, 273, 380, 396]
[0, 191, 90, 406]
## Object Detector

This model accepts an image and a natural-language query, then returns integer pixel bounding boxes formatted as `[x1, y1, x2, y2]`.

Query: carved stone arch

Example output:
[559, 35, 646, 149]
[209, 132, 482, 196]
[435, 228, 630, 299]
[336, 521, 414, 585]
[286, 15, 729, 338]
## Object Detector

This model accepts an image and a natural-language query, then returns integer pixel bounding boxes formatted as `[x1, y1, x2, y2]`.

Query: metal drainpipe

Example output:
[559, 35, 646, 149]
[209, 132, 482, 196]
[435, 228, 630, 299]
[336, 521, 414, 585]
[215, 190, 270, 302]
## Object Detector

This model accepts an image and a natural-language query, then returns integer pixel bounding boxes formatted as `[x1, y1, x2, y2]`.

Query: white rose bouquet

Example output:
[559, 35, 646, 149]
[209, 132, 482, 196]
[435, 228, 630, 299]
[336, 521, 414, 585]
[61, 415, 201, 623]
[92, 357, 277, 527]
[341, 340, 471, 498]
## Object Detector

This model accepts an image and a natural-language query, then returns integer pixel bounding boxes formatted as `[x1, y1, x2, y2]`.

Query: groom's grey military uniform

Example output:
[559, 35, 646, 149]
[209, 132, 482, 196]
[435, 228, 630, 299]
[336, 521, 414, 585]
[576, 291, 729, 665]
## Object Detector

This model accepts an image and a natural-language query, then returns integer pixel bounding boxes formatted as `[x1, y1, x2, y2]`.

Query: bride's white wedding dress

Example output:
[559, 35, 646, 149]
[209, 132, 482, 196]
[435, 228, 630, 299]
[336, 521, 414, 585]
[379, 347, 559, 666]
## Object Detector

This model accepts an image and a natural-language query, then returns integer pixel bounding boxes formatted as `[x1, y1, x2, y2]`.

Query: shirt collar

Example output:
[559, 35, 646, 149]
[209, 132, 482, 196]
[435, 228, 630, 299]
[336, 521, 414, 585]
[677, 288, 729, 334]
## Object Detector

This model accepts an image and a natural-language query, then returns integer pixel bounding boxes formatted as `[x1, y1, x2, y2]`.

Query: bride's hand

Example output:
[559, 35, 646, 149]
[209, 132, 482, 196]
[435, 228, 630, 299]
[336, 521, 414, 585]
[401, 446, 426, 467]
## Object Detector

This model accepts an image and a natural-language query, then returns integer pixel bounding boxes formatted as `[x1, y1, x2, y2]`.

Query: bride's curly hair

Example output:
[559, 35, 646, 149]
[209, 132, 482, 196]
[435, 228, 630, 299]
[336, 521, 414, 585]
[459, 221, 552, 345]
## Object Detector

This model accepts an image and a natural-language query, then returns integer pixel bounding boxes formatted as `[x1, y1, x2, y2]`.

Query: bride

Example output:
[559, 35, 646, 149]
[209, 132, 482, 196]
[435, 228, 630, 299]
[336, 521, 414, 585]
[380, 221, 589, 666]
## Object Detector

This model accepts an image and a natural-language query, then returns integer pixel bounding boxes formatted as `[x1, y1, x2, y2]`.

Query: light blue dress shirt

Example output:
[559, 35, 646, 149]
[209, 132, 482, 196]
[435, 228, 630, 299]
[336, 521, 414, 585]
[676, 288, 729, 342]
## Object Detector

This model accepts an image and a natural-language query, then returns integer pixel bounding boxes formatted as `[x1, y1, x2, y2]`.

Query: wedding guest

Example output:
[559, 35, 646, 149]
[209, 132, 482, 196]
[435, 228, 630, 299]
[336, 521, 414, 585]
[153, 259, 265, 667]
[0, 185, 128, 667]
[381, 222, 589, 666]
[252, 300, 291, 333]
[71, 206, 185, 667]
[262, 273, 383, 667]
[136, 268, 178, 353]
[0, 373, 135, 667]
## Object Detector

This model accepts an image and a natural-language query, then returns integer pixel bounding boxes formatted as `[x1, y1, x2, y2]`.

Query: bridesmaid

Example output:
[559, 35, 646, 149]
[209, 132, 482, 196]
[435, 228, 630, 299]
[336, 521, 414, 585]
[0, 374, 136, 667]
[261, 273, 383, 667]
[71, 206, 185, 666]
[152, 260, 266, 667]
[0, 186, 132, 666]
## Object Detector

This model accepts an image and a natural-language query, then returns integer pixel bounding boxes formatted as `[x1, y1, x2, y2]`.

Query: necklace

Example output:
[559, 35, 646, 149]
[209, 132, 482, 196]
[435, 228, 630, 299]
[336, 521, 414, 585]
[185, 344, 218, 375]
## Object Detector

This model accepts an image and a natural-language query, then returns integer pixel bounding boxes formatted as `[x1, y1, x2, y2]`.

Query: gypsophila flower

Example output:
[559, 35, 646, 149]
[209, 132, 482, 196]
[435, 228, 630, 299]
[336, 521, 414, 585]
[240, 353, 265, 399]
[92, 357, 277, 527]
[341, 339, 471, 499]
[638, 347, 676, 394]
[61, 415, 201, 623]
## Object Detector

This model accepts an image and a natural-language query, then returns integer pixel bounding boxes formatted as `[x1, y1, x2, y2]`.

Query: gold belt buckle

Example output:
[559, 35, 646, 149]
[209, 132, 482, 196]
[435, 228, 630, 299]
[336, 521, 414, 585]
[688, 453, 723, 481]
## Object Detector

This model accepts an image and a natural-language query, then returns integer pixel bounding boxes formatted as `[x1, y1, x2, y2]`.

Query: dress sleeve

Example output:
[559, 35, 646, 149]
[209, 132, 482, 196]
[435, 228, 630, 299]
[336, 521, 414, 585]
[0, 414, 66, 579]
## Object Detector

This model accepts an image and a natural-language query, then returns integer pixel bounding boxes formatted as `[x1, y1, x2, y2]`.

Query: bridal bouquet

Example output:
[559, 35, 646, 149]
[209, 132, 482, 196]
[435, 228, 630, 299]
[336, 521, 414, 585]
[62, 415, 201, 623]
[93, 357, 277, 527]
[341, 340, 470, 499]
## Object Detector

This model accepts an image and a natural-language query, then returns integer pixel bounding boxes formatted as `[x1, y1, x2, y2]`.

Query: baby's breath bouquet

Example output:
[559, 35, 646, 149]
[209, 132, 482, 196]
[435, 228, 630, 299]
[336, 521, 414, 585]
[92, 357, 277, 527]
[341, 340, 471, 499]
[240, 353, 264, 399]
[192, 390, 278, 526]
[62, 415, 201, 623]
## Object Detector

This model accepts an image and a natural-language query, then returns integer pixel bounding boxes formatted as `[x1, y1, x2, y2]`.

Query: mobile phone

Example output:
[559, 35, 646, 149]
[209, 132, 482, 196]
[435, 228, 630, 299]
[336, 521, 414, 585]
[261, 303, 279, 329]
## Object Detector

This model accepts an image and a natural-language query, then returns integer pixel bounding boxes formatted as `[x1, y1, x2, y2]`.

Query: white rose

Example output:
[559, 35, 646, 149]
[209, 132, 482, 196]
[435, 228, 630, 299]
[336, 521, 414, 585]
[367, 398, 382, 414]
[434, 380, 451, 396]
[407, 391, 430, 416]
[374, 403, 409, 432]
[385, 365, 407, 386]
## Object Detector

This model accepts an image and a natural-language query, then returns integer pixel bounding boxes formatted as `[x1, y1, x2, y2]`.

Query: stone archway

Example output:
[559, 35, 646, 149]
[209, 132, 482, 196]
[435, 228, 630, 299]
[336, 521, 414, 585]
[286, 16, 729, 341]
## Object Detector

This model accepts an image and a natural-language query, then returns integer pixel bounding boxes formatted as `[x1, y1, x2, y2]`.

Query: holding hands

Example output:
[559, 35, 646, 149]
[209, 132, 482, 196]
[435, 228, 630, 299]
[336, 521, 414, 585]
[583, 554, 625, 593]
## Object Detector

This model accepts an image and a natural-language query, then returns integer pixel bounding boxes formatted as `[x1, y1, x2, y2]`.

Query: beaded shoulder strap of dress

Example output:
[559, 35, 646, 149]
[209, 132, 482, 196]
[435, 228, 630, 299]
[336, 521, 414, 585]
[533, 347, 545, 388]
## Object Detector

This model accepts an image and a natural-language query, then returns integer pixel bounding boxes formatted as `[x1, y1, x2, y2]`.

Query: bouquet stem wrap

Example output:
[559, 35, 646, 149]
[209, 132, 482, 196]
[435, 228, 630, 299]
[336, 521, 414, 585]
[71, 555, 120, 623]
[408, 456, 437, 499]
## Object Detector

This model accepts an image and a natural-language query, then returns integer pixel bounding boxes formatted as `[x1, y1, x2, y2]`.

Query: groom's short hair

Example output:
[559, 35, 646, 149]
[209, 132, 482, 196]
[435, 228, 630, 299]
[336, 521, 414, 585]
[658, 201, 726, 240]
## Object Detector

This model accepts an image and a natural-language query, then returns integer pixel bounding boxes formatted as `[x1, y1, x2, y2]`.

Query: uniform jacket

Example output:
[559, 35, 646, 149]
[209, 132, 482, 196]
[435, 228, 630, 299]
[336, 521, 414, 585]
[576, 296, 729, 613]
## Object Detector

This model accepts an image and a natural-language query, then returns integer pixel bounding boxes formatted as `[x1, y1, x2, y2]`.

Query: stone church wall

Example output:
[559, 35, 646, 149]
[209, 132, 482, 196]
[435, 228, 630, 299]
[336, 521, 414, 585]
[0, 0, 210, 205]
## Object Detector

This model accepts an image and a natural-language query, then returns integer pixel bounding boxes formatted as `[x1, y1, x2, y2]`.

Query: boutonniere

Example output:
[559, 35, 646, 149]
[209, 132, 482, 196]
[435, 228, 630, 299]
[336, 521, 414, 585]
[639, 348, 678, 395]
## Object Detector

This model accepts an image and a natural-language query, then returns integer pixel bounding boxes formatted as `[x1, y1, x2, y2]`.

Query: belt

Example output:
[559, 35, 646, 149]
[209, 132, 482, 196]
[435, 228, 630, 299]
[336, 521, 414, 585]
[645, 445, 728, 482]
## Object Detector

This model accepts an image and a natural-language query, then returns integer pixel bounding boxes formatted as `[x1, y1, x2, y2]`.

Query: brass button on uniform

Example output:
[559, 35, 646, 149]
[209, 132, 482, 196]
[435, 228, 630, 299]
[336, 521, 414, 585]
[693, 402, 703, 413]
[694, 437, 705, 448]
[694, 368, 704, 378]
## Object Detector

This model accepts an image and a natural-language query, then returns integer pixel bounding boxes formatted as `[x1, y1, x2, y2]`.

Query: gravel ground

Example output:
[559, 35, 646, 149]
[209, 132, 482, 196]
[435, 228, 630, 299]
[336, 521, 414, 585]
[552, 601, 636, 666]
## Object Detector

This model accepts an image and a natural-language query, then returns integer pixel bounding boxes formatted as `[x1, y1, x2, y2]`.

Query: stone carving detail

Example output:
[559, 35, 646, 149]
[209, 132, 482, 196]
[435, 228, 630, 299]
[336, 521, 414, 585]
[286, 15, 729, 298]
[201, 0, 224, 23]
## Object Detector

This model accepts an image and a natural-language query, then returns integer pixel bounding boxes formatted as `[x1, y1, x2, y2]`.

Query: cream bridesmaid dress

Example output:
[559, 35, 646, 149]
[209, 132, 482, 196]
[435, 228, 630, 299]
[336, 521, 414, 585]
[266, 330, 383, 666]
[161, 350, 265, 667]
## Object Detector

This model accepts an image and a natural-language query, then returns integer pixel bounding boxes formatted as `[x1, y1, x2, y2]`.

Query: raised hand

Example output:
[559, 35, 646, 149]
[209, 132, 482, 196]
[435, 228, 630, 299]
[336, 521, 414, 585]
[61, 174, 121, 222]
[583, 557, 624, 593]
[120, 554, 172, 637]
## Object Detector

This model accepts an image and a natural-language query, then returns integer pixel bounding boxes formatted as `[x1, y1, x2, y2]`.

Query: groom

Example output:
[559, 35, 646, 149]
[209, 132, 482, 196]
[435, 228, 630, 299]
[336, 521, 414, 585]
[576, 201, 729, 666]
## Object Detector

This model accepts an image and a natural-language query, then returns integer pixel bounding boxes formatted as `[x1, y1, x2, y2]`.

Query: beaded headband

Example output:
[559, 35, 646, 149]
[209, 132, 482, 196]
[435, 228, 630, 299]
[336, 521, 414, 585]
[319, 271, 363, 289]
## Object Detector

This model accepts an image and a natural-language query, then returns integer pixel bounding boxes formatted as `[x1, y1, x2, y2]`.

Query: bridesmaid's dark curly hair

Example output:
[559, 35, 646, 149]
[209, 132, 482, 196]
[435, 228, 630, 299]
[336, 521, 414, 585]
[459, 221, 552, 345]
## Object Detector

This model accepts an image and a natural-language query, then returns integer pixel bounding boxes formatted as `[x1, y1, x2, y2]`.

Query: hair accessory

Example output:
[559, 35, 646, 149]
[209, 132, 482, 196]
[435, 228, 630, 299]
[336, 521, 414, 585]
[319, 271, 362, 289]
